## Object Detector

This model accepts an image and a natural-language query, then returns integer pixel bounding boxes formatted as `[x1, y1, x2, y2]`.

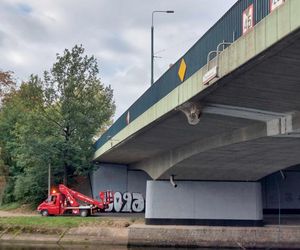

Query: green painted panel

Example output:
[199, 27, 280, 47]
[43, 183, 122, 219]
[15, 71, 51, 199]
[266, 9, 278, 47]
[245, 30, 256, 61]
[290, 0, 300, 31]
[236, 36, 247, 66]
[178, 83, 185, 104]
[227, 43, 238, 73]
[277, 0, 291, 38]
[190, 72, 198, 95]
[255, 19, 266, 54]
[219, 49, 229, 76]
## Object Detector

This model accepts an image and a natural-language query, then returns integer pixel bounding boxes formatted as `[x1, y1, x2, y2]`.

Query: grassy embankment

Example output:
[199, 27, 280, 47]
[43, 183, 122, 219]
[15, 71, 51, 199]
[0, 204, 141, 234]
[0, 216, 140, 235]
[1, 216, 134, 231]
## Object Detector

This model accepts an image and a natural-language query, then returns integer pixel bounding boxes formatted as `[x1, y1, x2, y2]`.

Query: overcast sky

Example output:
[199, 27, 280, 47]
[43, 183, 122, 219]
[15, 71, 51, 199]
[0, 0, 237, 119]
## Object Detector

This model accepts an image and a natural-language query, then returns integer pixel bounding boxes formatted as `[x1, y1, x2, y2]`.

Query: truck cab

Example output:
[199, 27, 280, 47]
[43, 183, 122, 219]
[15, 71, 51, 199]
[37, 192, 62, 216]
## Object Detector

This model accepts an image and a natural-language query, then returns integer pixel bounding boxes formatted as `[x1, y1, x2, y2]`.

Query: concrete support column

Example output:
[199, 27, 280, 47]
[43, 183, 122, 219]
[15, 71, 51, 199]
[146, 180, 263, 226]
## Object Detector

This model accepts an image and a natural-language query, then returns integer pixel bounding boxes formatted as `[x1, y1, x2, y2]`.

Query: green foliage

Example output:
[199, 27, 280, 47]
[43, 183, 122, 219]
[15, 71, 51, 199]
[42, 45, 115, 183]
[0, 45, 115, 204]
[0, 216, 92, 229]
[0, 70, 15, 101]
[0, 202, 20, 211]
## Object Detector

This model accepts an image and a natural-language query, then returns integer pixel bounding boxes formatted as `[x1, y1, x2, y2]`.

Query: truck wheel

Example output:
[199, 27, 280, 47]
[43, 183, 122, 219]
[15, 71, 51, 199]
[80, 209, 88, 217]
[41, 210, 49, 216]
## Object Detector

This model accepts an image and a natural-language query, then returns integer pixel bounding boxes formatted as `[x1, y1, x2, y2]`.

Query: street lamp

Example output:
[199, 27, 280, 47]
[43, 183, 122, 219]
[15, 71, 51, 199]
[151, 10, 174, 85]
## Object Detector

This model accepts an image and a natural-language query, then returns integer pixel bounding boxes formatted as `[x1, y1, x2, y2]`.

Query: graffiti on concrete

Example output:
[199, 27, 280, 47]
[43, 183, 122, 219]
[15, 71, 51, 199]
[105, 191, 145, 212]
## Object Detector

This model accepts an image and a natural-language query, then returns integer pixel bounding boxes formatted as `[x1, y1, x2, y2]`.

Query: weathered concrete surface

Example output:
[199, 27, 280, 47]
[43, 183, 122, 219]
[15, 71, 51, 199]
[132, 111, 300, 180]
[61, 226, 128, 245]
[129, 224, 300, 248]
[0, 233, 60, 244]
[2, 223, 300, 248]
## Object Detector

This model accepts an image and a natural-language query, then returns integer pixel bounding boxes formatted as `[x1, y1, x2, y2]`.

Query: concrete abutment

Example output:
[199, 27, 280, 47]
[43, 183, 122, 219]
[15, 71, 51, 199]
[145, 180, 263, 226]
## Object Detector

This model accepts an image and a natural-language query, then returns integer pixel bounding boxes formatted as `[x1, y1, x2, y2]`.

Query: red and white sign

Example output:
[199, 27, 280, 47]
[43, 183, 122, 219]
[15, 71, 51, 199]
[203, 66, 218, 85]
[270, 0, 285, 12]
[242, 4, 254, 35]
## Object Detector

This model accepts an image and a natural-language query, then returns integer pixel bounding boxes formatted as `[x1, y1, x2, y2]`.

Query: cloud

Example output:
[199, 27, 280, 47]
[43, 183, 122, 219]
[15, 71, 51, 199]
[0, 0, 237, 119]
[16, 3, 33, 14]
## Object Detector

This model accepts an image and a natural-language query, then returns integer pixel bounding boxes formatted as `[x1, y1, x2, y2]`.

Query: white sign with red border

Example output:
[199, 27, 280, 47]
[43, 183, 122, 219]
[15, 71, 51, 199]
[203, 66, 218, 85]
[270, 0, 285, 12]
[242, 4, 254, 35]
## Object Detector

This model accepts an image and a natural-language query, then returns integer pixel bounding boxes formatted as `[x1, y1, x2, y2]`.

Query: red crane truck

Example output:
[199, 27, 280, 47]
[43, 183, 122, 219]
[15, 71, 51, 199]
[37, 184, 113, 217]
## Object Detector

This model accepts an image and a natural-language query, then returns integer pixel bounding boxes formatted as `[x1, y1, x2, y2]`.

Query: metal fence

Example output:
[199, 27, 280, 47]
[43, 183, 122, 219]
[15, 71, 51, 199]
[95, 0, 271, 151]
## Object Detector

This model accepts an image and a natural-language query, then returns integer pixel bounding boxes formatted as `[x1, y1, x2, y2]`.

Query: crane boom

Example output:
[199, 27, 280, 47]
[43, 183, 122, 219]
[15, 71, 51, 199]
[58, 184, 112, 209]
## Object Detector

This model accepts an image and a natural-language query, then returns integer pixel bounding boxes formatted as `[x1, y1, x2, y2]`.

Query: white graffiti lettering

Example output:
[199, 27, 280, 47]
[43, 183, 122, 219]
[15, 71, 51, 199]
[104, 191, 145, 213]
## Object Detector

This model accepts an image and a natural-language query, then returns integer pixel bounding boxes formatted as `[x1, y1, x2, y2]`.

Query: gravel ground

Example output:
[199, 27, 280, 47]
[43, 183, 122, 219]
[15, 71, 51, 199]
[0, 210, 38, 217]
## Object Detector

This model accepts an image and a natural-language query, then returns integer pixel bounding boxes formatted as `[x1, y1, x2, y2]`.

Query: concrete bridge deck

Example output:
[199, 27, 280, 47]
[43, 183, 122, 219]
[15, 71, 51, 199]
[92, 0, 300, 226]
[94, 0, 300, 182]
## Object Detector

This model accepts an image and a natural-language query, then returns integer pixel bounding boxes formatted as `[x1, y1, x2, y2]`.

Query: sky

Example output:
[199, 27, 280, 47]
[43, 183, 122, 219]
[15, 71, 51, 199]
[0, 0, 237, 120]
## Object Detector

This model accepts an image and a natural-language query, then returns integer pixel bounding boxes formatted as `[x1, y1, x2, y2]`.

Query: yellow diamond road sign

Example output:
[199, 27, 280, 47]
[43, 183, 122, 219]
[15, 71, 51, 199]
[178, 58, 187, 82]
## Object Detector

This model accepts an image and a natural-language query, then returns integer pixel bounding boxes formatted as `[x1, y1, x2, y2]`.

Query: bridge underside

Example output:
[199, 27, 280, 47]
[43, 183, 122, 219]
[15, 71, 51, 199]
[93, 2, 300, 226]
[97, 28, 300, 182]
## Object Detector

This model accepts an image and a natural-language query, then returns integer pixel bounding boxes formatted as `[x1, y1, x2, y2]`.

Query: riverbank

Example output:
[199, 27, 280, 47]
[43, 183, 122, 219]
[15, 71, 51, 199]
[129, 224, 300, 249]
[1, 212, 300, 248]
[2, 219, 300, 248]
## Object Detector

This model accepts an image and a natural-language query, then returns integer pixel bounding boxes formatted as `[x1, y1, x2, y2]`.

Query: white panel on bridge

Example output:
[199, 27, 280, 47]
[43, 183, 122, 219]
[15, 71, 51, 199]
[146, 180, 262, 224]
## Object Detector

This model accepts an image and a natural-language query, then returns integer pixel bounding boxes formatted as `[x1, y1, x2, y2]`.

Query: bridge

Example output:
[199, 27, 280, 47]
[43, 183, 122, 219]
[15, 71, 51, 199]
[93, 0, 300, 226]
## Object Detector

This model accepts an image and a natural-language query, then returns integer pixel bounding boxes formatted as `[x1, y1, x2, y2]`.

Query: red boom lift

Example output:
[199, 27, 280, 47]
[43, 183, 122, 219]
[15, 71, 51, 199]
[37, 184, 113, 217]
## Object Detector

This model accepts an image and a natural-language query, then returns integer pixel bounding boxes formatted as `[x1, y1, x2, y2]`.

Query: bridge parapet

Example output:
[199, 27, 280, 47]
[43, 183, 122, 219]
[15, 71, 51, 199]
[94, 0, 300, 162]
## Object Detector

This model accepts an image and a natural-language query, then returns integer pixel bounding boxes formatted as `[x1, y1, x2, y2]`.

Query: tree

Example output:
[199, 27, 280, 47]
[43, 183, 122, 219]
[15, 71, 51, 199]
[0, 45, 115, 204]
[0, 80, 46, 204]
[0, 70, 16, 204]
[0, 90, 24, 203]
[41, 45, 115, 184]
[0, 70, 15, 101]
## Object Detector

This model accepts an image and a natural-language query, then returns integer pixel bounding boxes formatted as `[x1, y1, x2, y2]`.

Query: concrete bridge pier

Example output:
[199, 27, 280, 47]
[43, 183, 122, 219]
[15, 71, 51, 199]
[145, 180, 263, 226]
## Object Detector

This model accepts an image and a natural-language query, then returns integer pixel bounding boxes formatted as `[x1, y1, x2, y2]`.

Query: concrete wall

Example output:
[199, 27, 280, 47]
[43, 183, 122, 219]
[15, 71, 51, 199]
[91, 164, 128, 199]
[91, 164, 151, 212]
[72, 176, 92, 197]
[146, 181, 262, 224]
[127, 170, 150, 197]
